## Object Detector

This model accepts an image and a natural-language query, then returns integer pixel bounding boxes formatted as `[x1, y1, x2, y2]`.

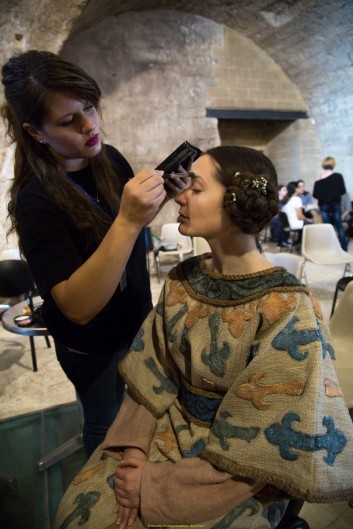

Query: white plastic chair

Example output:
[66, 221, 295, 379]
[193, 237, 211, 255]
[0, 248, 21, 260]
[264, 252, 304, 279]
[155, 223, 193, 282]
[329, 280, 353, 409]
[299, 224, 353, 284]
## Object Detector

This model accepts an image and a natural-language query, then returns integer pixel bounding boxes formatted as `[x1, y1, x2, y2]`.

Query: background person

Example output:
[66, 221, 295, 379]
[269, 184, 290, 247]
[54, 146, 353, 529]
[341, 191, 352, 238]
[313, 156, 348, 250]
[296, 179, 313, 208]
[281, 182, 313, 247]
[1, 50, 185, 456]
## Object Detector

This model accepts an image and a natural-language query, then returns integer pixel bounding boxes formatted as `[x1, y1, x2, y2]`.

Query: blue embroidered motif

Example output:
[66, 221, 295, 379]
[317, 320, 335, 360]
[179, 382, 223, 425]
[272, 315, 320, 360]
[201, 313, 230, 377]
[182, 439, 206, 458]
[107, 474, 115, 490]
[264, 412, 347, 465]
[130, 328, 144, 352]
[165, 304, 188, 343]
[212, 411, 260, 450]
[58, 491, 100, 529]
[144, 357, 178, 395]
[211, 498, 260, 528]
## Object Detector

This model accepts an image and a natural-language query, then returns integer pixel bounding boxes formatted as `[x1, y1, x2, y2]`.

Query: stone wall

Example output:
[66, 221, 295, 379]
[61, 10, 319, 237]
[0, 0, 352, 250]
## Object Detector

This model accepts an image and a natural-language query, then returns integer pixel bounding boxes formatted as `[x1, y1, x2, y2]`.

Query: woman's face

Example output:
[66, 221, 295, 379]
[175, 154, 232, 241]
[25, 91, 101, 172]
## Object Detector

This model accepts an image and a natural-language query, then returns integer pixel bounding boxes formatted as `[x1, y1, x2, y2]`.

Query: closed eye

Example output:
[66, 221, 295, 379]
[61, 116, 74, 126]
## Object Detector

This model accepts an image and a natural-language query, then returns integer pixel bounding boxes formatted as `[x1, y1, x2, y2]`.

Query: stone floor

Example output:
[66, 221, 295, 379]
[0, 239, 353, 528]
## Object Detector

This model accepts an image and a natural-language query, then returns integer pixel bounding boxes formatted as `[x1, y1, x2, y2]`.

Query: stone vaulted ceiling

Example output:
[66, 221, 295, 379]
[1, 0, 353, 174]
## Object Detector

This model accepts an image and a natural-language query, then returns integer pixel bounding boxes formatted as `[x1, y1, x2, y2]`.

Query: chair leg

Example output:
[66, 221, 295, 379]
[298, 260, 306, 282]
[154, 251, 161, 283]
[331, 286, 340, 317]
[45, 335, 51, 348]
[29, 336, 38, 372]
[344, 263, 352, 276]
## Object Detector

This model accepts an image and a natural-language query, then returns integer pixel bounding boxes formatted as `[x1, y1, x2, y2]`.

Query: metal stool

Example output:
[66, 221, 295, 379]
[331, 276, 353, 317]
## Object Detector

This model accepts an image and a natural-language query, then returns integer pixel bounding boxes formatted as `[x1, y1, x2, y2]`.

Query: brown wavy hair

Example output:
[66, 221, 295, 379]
[205, 145, 279, 234]
[1, 50, 121, 247]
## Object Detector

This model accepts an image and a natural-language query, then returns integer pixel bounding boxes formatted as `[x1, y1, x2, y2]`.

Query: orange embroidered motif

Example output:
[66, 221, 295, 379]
[222, 303, 257, 338]
[73, 461, 106, 485]
[234, 371, 305, 410]
[309, 291, 323, 319]
[185, 302, 211, 328]
[260, 292, 297, 324]
[153, 423, 178, 454]
[166, 281, 188, 306]
[325, 378, 343, 398]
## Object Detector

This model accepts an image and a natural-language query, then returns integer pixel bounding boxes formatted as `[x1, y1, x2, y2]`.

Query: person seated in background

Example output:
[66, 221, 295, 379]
[269, 184, 290, 247]
[296, 179, 315, 219]
[296, 179, 313, 208]
[53, 145, 353, 529]
[281, 182, 314, 247]
[341, 191, 353, 238]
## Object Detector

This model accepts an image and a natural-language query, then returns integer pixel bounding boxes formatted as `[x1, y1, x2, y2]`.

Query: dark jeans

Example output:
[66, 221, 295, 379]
[319, 203, 348, 251]
[55, 341, 128, 456]
[271, 215, 289, 246]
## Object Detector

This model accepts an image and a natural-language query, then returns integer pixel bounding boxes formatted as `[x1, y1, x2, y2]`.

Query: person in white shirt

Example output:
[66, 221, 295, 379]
[281, 183, 313, 245]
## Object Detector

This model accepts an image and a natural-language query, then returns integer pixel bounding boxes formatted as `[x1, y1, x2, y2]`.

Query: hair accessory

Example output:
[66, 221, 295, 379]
[234, 172, 241, 177]
[231, 192, 236, 203]
[244, 176, 267, 195]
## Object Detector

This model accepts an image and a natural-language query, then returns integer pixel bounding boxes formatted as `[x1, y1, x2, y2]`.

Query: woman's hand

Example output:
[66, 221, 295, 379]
[119, 169, 166, 229]
[162, 163, 191, 204]
[115, 449, 147, 528]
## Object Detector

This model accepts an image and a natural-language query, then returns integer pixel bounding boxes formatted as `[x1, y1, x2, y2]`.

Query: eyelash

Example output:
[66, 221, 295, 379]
[61, 103, 94, 126]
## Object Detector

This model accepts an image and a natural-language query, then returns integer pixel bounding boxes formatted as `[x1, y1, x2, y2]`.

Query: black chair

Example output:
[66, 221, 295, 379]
[278, 212, 302, 254]
[0, 259, 51, 371]
[331, 276, 353, 317]
[276, 500, 310, 529]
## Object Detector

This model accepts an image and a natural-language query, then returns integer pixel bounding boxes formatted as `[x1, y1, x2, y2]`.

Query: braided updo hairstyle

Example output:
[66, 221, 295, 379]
[206, 145, 279, 234]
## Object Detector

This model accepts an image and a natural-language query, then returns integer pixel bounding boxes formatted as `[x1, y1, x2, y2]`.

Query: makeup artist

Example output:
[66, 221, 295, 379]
[1, 49, 184, 455]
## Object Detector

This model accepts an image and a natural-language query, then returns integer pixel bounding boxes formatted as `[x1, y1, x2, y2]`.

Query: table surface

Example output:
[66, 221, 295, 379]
[1, 296, 48, 336]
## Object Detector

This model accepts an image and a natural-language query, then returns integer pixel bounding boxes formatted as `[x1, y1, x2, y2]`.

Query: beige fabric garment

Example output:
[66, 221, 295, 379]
[53, 258, 353, 529]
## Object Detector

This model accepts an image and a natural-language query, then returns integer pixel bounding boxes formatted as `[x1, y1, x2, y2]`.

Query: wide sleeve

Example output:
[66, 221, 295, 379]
[140, 458, 264, 525]
[118, 281, 180, 418]
[200, 290, 353, 503]
[100, 393, 157, 458]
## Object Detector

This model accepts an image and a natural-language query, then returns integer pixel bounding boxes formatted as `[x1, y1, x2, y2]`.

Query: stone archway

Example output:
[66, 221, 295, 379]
[0, 0, 352, 245]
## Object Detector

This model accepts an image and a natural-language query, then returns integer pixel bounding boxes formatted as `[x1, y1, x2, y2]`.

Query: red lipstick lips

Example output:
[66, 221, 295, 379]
[85, 134, 99, 147]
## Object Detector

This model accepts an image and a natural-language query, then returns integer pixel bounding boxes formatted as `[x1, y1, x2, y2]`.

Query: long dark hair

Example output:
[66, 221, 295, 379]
[1, 50, 121, 246]
[205, 145, 279, 234]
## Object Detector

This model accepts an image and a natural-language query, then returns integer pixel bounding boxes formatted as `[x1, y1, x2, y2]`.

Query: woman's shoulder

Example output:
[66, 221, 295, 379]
[18, 178, 47, 201]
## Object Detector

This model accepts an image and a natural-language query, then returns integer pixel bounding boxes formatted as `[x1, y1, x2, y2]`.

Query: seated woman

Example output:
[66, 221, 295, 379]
[281, 182, 313, 246]
[54, 146, 353, 529]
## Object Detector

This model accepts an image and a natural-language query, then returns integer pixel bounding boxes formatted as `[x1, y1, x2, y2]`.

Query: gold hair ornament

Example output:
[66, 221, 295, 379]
[244, 176, 267, 195]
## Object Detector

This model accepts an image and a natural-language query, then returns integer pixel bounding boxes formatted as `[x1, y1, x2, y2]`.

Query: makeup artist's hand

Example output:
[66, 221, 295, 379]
[163, 163, 190, 202]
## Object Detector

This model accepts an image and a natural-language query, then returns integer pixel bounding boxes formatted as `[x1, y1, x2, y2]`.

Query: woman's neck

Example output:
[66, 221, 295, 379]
[319, 169, 334, 179]
[204, 232, 273, 276]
